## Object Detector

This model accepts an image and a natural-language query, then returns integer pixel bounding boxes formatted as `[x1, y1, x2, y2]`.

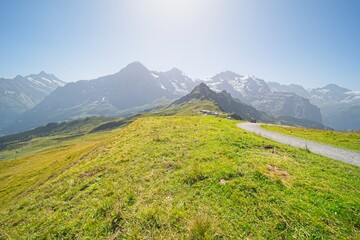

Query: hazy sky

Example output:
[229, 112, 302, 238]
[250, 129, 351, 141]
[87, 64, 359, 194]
[1, 0, 359, 89]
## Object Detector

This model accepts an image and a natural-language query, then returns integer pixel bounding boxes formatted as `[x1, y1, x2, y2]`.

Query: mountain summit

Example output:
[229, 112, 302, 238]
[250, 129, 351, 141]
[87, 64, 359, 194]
[120, 61, 150, 74]
[180, 82, 216, 100]
[0, 73, 65, 132]
[173, 83, 274, 122]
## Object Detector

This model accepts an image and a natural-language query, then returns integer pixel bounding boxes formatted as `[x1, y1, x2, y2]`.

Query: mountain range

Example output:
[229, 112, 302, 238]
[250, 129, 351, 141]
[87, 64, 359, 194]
[171, 83, 274, 122]
[0, 72, 65, 132]
[268, 82, 360, 130]
[198, 71, 322, 123]
[1, 62, 359, 135]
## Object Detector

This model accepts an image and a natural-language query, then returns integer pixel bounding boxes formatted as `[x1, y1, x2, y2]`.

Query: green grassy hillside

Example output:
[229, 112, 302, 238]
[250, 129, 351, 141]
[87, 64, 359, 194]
[90, 99, 221, 133]
[1, 116, 359, 239]
[0, 117, 119, 161]
[262, 124, 360, 151]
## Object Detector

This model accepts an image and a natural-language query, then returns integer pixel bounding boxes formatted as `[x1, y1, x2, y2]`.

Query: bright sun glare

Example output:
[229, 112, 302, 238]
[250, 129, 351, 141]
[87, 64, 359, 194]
[145, 0, 206, 20]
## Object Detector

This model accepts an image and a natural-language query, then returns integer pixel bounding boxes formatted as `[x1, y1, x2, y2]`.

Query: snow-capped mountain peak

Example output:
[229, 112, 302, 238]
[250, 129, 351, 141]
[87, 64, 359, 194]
[149, 68, 196, 96]
[212, 71, 240, 81]
[25, 72, 65, 89]
[167, 67, 185, 76]
[198, 71, 271, 100]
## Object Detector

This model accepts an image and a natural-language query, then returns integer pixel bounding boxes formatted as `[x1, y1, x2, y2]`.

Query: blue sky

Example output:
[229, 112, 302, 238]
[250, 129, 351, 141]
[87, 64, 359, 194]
[0, 0, 359, 89]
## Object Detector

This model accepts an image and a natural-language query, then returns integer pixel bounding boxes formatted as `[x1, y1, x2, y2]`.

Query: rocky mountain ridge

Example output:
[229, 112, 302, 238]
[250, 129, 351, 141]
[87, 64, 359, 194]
[268, 82, 360, 130]
[197, 71, 322, 123]
[172, 83, 274, 123]
[1, 62, 358, 134]
[0, 72, 65, 131]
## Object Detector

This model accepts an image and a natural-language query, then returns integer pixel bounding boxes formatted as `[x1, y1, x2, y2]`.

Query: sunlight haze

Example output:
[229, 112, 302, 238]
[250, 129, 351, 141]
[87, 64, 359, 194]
[0, 0, 359, 89]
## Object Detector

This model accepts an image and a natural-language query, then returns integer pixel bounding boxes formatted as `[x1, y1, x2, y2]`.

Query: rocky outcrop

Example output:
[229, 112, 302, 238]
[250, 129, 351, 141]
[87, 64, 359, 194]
[253, 92, 322, 123]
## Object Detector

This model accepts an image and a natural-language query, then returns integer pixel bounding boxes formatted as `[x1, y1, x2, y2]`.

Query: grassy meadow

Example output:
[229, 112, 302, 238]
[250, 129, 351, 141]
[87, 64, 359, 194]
[0, 116, 359, 239]
[262, 124, 360, 152]
[0, 117, 118, 161]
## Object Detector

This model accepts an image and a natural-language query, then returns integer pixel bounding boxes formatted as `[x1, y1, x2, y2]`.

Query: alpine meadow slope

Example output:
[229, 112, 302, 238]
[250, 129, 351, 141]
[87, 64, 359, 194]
[1, 116, 359, 239]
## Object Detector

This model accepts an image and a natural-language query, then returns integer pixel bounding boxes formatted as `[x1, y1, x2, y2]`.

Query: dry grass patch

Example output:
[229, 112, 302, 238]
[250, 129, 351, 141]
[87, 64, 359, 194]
[267, 164, 290, 180]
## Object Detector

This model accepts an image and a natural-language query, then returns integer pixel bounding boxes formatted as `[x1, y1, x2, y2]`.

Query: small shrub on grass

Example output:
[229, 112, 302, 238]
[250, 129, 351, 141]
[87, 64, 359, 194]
[183, 162, 207, 185]
[188, 214, 216, 240]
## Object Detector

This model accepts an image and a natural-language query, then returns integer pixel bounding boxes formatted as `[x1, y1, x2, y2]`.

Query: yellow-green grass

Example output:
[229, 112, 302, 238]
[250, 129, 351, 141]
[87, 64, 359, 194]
[0, 130, 113, 161]
[0, 116, 359, 239]
[262, 124, 360, 152]
[0, 116, 120, 161]
[153, 99, 221, 116]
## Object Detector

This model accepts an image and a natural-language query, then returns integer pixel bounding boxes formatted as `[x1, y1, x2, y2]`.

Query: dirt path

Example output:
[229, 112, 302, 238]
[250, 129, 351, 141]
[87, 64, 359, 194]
[237, 122, 360, 167]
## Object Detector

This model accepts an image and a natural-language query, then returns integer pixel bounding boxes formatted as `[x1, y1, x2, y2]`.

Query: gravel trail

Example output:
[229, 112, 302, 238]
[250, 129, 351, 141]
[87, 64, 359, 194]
[237, 122, 360, 167]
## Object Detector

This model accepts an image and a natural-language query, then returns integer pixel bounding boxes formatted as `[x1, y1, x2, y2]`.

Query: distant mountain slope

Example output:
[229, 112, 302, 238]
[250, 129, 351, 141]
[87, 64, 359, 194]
[309, 84, 353, 105]
[151, 68, 196, 96]
[308, 84, 360, 130]
[322, 105, 360, 131]
[3, 62, 193, 135]
[198, 71, 272, 102]
[268, 82, 310, 98]
[268, 82, 360, 130]
[252, 92, 322, 123]
[0, 72, 65, 131]
[274, 115, 326, 130]
[197, 72, 321, 123]
[2, 62, 358, 133]
[172, 83, 274, 122]
[170, 83, 325, 129]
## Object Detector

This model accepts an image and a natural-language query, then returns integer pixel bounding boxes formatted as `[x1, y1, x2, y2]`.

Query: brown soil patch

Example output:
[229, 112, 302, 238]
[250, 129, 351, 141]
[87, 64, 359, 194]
[79, 168, 103, 178]
[267, 164, 290, 179]
[163, 160, 181, 170]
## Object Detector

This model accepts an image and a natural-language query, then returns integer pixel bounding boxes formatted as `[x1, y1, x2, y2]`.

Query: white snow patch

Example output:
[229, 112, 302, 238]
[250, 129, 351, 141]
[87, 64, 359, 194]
[317, 89, 330, 94]
[151, 73, 159, 78]
[41, 77, 52, 83]
[180, 82, 187, 89]
[170, 81, 187, 94]
[29, 78, 47, 87]
[159, 83, 166, 90]
[228, 79, 247, 95]
[346, 90, 360, 95]
[5, 90, 15, 94]
[199, 78, 213, 82]
[312, 95, 325, 100]
[342, 91, 360, 103]
[240, 75, 250, 81]
[205, 82, 222, 92]
[254, 79, 263, 87]
[53, 80, 65, 86]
